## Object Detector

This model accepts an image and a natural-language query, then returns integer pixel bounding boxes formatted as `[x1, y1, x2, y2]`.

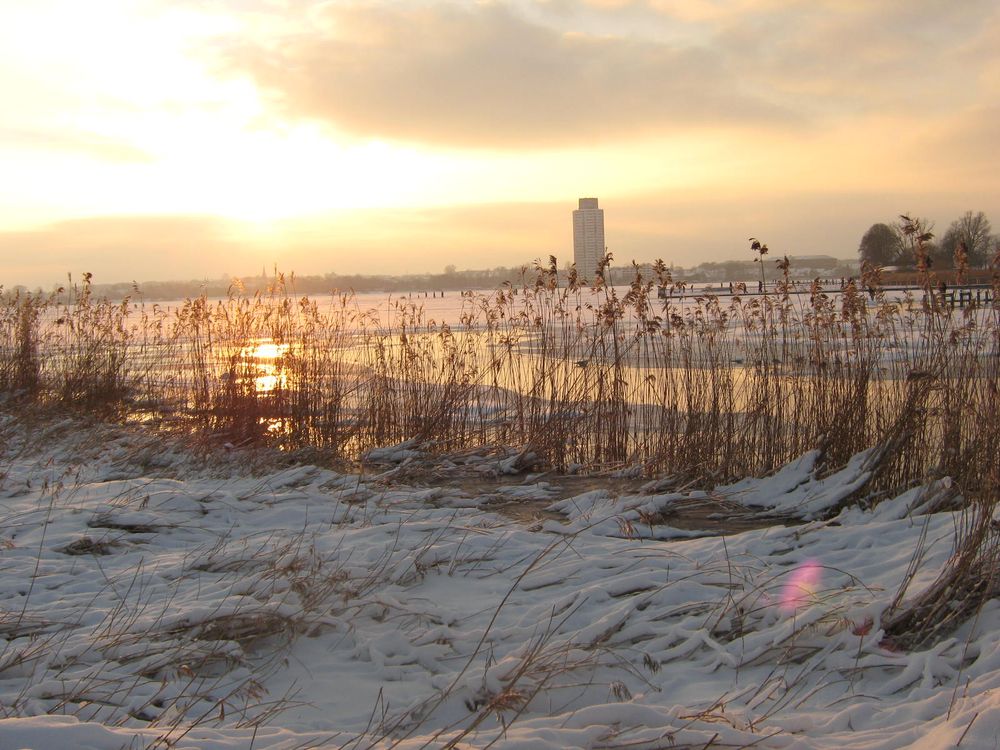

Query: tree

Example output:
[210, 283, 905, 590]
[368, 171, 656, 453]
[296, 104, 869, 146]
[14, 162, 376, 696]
[939, 211, 992, 268]
[927, 237, 953, 269]
[858, 222, 903, 266]
[936, 223, 974, 270]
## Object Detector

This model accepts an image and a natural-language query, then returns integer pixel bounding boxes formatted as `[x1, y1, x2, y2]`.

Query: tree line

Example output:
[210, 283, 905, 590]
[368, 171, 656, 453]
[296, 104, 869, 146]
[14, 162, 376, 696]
[858, 210, 996, 269]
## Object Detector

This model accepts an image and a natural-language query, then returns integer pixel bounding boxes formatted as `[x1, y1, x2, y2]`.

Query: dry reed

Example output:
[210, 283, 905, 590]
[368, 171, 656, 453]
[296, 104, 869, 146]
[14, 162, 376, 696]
[2, 252, 996, 497]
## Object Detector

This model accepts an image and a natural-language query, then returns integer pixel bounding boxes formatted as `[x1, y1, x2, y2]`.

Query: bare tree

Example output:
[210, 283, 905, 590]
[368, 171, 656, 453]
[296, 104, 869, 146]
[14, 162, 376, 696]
[940, 211, 993, 268]
[928, 235, 955, 269]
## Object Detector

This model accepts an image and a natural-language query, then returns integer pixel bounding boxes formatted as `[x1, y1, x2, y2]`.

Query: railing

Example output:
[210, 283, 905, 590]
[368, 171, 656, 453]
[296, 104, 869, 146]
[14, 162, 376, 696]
[942, 285, 994, 308]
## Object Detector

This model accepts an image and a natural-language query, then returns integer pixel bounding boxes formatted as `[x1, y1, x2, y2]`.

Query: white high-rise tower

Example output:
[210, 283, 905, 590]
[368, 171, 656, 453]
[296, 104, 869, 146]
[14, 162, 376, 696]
[573, 197, 605, 280]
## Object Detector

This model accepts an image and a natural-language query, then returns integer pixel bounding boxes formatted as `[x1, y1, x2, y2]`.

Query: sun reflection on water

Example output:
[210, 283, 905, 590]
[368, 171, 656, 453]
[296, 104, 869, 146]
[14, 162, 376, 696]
[248, 342, 287, 360]
[241, 340, 289, 393]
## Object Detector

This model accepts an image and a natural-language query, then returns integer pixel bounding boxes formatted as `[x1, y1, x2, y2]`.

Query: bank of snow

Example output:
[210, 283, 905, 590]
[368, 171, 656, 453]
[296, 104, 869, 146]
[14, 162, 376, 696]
[0, 417, 997, 749]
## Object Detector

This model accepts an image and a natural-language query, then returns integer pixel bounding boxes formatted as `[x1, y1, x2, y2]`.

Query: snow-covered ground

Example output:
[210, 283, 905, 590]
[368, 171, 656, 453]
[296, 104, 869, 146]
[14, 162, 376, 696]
[1, 413, 998, 749]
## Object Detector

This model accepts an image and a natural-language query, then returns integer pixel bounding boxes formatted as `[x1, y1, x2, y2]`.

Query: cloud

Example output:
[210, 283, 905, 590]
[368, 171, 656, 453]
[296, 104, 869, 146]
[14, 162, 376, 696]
[705, 0, 999, 112]
[0, 216, 243, 288]
[0, 127, 153, 163]
[216, 1, 797, 148]
[915, 105, 1000, 186]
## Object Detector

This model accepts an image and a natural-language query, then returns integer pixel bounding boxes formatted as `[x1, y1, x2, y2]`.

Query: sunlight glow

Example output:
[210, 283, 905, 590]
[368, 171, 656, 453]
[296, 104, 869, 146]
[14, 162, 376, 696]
[0, 0, 735, 224]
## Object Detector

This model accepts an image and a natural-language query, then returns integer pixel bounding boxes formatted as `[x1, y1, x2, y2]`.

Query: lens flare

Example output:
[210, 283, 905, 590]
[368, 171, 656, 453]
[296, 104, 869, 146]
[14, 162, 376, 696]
[780, 559, 822, 612]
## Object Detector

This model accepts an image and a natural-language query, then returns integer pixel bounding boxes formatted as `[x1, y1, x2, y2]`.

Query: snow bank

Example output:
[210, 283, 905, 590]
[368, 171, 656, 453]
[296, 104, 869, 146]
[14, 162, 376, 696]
[1, 417, 997, 749]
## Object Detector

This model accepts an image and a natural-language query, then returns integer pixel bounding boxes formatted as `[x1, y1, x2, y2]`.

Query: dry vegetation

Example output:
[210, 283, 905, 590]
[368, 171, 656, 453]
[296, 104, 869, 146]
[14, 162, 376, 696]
[2, 243, 998, 647]
[2, 249, 996, 490]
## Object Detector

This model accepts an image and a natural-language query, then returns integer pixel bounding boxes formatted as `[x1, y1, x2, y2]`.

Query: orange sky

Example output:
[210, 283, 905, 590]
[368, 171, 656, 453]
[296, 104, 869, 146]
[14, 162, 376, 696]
[1, 0, 998, 287]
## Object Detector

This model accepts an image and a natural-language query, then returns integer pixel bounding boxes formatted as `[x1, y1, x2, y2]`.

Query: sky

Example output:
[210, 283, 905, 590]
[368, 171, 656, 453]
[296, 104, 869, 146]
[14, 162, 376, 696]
[1, 0, 998, 287]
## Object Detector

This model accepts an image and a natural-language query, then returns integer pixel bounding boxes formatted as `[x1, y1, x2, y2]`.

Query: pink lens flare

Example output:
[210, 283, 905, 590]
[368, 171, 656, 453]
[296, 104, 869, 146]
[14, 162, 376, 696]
[780, 559, 822, 612]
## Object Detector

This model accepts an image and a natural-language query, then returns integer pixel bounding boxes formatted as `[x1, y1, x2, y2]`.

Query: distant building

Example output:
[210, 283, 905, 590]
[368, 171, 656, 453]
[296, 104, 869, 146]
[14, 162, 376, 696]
[573, 197, 605, 280]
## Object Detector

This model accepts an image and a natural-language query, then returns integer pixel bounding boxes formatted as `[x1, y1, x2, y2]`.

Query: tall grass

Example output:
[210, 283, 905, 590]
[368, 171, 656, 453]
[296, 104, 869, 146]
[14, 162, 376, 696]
[1, 250, 997, 496]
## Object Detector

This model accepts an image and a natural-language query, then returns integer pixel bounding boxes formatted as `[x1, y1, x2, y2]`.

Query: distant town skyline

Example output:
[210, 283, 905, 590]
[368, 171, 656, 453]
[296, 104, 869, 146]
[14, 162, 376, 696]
[1, 1, 998, 288]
